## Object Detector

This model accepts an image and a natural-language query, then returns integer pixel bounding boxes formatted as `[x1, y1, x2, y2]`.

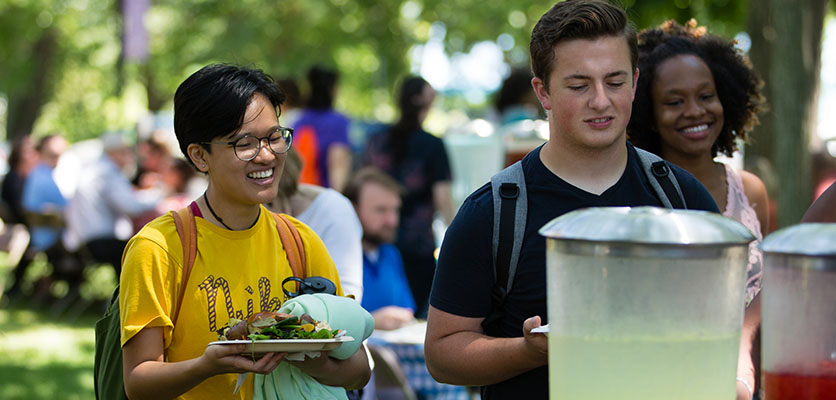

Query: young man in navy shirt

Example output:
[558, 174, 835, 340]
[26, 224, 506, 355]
[424, 1, 726, 398]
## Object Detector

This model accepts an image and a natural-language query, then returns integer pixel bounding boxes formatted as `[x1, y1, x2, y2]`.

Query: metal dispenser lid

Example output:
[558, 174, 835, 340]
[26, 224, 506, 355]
[539, 206, 754, 245]
[761, 223, 836, 257]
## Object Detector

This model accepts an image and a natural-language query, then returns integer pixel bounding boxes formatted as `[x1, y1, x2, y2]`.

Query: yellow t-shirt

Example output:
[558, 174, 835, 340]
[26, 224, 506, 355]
[119, 206, 343, 400]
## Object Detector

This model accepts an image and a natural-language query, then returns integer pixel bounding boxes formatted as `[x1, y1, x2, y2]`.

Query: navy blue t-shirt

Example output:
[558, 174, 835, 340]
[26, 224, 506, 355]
[429, 143, 719, 399]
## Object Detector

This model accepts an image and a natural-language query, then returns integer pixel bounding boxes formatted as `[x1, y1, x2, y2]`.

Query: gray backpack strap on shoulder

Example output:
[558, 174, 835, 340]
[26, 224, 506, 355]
[482, 161, 527, 334]
[491, 161, 527, 293]
[635, 148, 687, 209]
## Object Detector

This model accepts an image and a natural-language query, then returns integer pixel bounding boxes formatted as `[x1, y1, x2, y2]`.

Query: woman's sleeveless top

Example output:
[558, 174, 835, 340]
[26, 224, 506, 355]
[722, 163, 763, 305]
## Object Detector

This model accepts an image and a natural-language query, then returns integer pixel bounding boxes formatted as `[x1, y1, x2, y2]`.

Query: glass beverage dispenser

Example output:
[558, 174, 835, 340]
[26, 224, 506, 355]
[539, 207, 754, 400]
[761, 223, 836, 399]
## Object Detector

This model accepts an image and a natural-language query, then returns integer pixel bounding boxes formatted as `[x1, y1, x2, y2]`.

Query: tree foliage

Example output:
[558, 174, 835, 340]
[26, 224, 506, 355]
[1, 0, 752, 143]
[0, 0, 124, 142]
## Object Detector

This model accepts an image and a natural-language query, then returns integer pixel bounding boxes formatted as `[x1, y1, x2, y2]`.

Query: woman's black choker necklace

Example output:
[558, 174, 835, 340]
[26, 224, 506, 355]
[203, 192, 260, 230]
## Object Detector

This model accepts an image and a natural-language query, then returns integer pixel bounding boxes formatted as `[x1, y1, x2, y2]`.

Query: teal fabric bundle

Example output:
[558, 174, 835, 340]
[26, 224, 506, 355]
[253, 294, 375, 400]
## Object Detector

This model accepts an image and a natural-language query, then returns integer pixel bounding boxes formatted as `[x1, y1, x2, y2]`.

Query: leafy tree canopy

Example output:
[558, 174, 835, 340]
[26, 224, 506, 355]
[0, 0, 749, 142]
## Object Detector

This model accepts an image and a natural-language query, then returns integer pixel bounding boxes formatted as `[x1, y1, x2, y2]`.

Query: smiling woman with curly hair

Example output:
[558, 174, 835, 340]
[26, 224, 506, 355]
[630, 20, 765, 158]
[628, 19, 769, 399]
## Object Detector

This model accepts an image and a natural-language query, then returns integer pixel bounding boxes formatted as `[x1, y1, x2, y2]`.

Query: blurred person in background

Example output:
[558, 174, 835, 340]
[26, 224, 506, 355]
[132, 157, 198, 230]
[494, 67, 543, 126]
[628, 19, 768, 398]
[9, 135, 78, 298]
[160, 158, 198, 208]
[812, 149, 836, 200]
[343, 166, 416, 331]
[494, 68, 548, 167]
[1, 136, 39, 297]
[1, 136, 39, 226]
[130, 134, 175, 231]
[276, 77, 305, 128]
[292, 65, 353, 192]
[268, 147, 364, 301]
[132, 133, 175, 191]
[803, 180, 836, 222]
[64, 131, 161, 275]
[23, 135, 69, 243]
[362, 75, 453, 319]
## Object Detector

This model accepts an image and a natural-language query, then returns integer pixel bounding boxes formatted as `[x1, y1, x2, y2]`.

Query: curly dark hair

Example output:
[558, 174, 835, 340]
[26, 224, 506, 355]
[628, 20, 765, 157]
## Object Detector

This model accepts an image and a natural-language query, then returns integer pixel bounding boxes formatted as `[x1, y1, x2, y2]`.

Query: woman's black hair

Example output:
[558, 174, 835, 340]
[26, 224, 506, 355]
[305, 65, 338, 110]
[628, 20, 765, 157]
[388, 76, 431, 164]
[173, 64, 285, 168]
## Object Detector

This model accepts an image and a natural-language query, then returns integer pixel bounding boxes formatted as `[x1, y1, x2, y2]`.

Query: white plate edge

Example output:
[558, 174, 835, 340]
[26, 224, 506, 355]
[208, 336, 355, 345]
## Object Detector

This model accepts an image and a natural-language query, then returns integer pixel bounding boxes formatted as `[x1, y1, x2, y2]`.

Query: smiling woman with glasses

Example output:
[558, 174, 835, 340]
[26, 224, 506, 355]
[202, 126, 294, 161]
[117, 63, 370, 400]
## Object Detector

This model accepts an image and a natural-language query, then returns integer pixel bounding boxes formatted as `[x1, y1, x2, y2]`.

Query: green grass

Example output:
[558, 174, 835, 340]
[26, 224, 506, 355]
[0, 252, 117, 400]
[0, 307, 98, 399]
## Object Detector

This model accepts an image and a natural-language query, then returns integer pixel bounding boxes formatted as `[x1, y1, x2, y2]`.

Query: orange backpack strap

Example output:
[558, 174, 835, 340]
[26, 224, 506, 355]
[272, 212, 307, 280]
[171, 206, 197, 325]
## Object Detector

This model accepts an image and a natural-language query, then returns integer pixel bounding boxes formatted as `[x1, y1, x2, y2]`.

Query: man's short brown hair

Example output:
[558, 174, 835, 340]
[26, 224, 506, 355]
[530, 0, 637, 89]
[343, 167, 403, 205]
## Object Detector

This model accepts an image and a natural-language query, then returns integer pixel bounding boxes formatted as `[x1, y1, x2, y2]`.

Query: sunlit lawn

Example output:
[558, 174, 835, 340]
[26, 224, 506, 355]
[0, 254, 116, 400]
[0, 307, 98, 399]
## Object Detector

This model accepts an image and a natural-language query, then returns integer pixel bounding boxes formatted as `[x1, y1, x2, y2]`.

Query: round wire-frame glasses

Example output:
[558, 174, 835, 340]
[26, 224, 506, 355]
[203, 126, 293, 161]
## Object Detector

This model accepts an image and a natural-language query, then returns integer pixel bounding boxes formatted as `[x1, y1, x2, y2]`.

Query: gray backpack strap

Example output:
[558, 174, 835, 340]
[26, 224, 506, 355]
[482, 161, 527, 334]
[490, 161, 527, 296]
[635, 148, 687, 209]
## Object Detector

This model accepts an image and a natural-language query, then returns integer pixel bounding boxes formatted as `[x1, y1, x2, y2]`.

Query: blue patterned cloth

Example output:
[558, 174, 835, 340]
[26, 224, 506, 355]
[367, 338, 470, 400]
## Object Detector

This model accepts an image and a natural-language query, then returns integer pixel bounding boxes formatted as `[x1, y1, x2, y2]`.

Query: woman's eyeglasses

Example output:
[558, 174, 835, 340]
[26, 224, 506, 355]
[203, 127, 293, 161]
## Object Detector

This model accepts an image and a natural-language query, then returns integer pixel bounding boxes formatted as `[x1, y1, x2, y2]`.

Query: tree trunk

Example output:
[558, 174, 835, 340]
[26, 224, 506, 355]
[142, 62, 167, 112]
[6, 29, 58, 140]
[745, 0, 774, 162]
[767, 0, 826, 227]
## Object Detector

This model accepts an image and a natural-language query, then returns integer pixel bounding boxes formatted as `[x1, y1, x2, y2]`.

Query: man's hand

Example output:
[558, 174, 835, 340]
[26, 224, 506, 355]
[522, 316, 548, 360]
[372, 306, 416, 331]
